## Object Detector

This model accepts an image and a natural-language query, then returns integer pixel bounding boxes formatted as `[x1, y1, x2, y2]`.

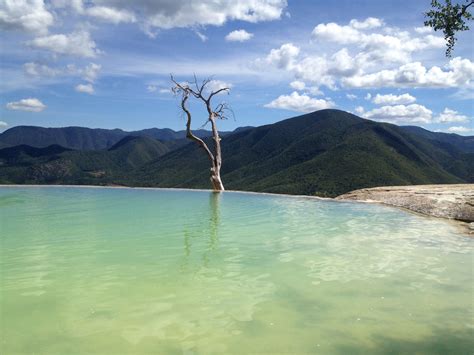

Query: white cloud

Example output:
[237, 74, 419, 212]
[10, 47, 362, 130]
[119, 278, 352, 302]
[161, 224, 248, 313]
[312, 18, 444, 64]
[225, 29, 254, 42]
[23, 62, 101, 84]
[115, 0, 287, 36]
[86, 6, 136, 24]
[50, 0, 83, 12]
[436, 108, 469, 123]
[205, 79, 233, 93]
[0, 0, 53, 34]
[445, 126, 473, 134]
[194, 30, 208, 42]
[23, 62, 62, 77]
[363, 104, 433, 124]
[82, 63, 101, 82]
[312, 22, 360, 44]
[28, 30, 100, 58]
[264, 91, 334, 113]
[349, 17, 383, 30]
[265, 43, 300, 69]
[343, 58, 474, 88]
[146, 85, 170, 94]
[0, 121, 7, 127]
[414, 26, 432, 34]
[355, 106, 365, 115]
[365, 93, 372, 100]
[346, 94, 357, 100]
[75, 83, 94, 94]
[6, 98, 46, 112]
[372, 93, 416, 105]
[306, 86, 323, 96]
[256, 17, 469, 91]
[289, 80, 305, 90]
[50, 0, 287, 37]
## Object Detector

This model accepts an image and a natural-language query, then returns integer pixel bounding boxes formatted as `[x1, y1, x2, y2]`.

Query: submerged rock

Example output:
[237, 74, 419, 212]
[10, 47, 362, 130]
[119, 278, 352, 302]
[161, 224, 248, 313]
[336, 184, 474, 223]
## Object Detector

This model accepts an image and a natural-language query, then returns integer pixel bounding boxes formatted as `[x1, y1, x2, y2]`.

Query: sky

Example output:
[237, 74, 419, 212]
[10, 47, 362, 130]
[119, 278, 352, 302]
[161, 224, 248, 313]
[0, 0, 473, 135]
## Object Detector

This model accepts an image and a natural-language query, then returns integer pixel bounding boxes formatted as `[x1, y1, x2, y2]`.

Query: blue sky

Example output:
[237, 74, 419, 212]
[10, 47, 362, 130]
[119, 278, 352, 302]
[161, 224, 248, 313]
[0, 0, 473, 135]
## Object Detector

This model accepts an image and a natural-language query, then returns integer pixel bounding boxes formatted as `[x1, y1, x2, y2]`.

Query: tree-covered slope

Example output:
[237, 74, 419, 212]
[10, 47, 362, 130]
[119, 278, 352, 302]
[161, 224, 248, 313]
[401, 126, 474, 153]
[0, 136, 170, 184]
[127, 110, 472, 196]
[0, 125, 232, 150]
[0, 109, 472, 196]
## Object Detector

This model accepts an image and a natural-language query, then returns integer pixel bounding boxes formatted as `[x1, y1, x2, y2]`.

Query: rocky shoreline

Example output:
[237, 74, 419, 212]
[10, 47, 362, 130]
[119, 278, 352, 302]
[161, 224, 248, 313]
[337, 184, 474, 234]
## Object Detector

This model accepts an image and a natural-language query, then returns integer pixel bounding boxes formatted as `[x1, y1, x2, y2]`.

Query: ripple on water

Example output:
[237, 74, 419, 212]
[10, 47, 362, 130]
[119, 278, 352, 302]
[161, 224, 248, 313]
[0, 187, 472, 354]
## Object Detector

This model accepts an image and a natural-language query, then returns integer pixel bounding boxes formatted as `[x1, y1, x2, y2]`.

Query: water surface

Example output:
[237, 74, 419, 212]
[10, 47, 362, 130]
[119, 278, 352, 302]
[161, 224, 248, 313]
[1, 187, 473, 354]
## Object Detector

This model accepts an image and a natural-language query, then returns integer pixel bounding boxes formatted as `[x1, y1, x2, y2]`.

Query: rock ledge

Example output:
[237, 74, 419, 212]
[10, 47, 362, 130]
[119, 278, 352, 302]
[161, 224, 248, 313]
[336, 184, 474, 222]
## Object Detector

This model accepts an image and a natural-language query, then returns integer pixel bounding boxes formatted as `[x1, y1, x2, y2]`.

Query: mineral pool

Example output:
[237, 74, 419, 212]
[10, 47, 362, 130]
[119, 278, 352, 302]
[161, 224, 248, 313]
[1, 186, 472, 354]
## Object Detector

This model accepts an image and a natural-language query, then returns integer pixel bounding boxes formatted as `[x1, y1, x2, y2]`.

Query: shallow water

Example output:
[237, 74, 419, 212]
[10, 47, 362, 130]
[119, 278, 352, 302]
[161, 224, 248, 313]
[0, 186, 473, 354]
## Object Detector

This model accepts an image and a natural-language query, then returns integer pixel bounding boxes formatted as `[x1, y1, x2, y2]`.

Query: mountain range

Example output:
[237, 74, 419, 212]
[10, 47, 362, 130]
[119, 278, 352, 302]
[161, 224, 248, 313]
[0, 109, 472, 197]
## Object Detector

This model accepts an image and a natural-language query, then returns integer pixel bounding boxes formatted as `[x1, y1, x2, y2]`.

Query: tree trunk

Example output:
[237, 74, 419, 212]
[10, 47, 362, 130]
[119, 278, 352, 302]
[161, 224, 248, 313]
[210, 165, 224, 191]
[209, 116, 224, 191]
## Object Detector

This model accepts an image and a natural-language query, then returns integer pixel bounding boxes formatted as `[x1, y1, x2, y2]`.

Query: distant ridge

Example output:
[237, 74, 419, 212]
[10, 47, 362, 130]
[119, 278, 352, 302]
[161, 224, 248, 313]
[0, 126, 235, 151]
[0, 109, 472, 196]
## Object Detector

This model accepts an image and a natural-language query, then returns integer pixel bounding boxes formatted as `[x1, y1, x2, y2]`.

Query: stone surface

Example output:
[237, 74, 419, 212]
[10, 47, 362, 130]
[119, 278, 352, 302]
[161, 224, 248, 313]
[336, 184, 474, 222]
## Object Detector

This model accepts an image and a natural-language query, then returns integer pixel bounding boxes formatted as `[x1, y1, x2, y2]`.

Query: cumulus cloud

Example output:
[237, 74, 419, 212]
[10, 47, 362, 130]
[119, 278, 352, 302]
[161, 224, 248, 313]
[372, 93, 416, 105]
[49, 0, 286, 37]
[6, 98, 46, 112]
[225, 29, 254, 42]
[28, 30, 100, 58]
[265, 43, 300, 70]
[147, 84, 171, 94]
[259, 17, 474, 92]
[346, 94, 357, 100]
[86, 6, 136, 24]
[349, 17, 383, 30]
[363, 104, 433, 124]
[436, 108, 469, 123]
[343, 58, 474, 88]
[265, 91, 334, 112]
[23, 62, 101, 84]
[82, 63, 101, 82]
[290, 80, 305, 90]
[50, 0, 83, 12]
[0, 121, 7, 128]
[75, 83, 94, 94]
[445, 126, 473, 134]
[0, 0, 53, 34]
[312, 17, 444, 64]
[23, 62, 63, 77]
[414, 26, 432, 34]
[205, 79, 233, 93]
[94, 0, 287, 36]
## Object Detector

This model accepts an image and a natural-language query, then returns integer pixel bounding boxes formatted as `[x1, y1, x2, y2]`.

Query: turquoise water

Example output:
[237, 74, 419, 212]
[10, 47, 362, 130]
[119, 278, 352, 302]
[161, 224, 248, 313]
[0, 186, 473, 354]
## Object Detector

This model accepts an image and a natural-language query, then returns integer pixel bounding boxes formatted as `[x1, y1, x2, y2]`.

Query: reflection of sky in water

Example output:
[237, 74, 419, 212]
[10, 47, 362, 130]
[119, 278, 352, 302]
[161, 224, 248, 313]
[1, 187, 473, 354]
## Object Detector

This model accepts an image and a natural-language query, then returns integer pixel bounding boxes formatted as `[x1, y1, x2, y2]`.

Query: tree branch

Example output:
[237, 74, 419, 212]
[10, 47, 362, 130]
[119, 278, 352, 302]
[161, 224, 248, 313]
[171, 75, 215, 163]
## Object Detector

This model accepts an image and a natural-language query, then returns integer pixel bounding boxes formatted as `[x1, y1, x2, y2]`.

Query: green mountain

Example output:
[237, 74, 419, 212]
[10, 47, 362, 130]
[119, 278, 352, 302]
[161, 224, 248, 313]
[128, 110, 472, 196]
[0, 136, 170, 184]
[401, 126, 474, 153]
[0, 109, 472, 196]
[0, 126, 231, 150]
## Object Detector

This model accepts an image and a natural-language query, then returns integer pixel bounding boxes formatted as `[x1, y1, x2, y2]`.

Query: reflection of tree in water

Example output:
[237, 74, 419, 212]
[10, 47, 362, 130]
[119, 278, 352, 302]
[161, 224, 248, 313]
[181, 192, 221, 271]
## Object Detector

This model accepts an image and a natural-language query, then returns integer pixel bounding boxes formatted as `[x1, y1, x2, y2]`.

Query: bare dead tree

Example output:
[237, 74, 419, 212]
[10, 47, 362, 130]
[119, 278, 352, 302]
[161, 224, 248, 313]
[171, 75, 231, 191]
